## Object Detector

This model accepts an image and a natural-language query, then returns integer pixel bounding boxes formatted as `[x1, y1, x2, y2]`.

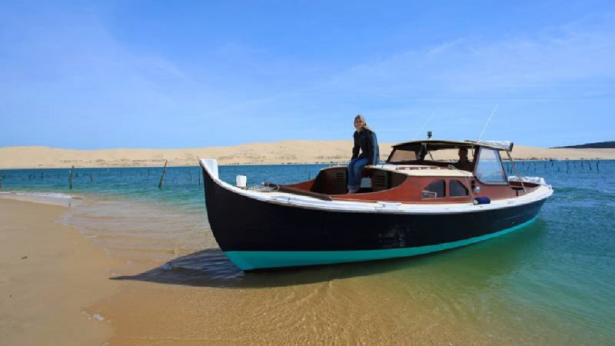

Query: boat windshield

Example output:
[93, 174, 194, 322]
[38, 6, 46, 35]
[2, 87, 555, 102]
[427, 148, 473, 162]
[387, 148, 419, 163]
[387, 145, 475, 167]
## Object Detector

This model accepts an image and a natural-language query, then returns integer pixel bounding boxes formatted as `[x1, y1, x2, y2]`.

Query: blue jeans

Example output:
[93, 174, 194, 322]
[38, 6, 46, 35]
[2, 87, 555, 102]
[347, 157, 369, 191]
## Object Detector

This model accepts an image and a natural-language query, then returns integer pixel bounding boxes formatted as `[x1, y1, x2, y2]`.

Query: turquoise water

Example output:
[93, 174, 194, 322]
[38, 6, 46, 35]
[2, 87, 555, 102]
[1, 160, 614, 344]
[0, 164, 327, 212]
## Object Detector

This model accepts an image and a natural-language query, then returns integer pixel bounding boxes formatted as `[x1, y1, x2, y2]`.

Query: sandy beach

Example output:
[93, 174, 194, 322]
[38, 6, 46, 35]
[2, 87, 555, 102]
[1, 141, 614, 169]
[0, 199, 120, 346]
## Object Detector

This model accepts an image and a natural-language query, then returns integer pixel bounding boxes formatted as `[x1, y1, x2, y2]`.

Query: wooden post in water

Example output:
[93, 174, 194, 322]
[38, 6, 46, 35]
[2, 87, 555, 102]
[198, 171, 201, 186]
[566, 162, 569, 174]
[597, 161, 600, 173]
[0, 175, 3, 190]
[69, 166, 74, 190]
[158, 161, 168, 189]
[90, 173, 94, 183]
[589, 161, 592, 171]
[188, 170, 193, 181]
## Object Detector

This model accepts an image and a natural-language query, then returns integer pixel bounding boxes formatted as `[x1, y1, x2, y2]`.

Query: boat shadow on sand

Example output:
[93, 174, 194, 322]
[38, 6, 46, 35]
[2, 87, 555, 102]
[111, 219, 548, 289]
[111, 247, 427, 289]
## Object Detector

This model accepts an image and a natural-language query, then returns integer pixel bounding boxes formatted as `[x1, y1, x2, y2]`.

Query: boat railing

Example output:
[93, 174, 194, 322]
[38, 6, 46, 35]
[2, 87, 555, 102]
[262, 182, 333, 201]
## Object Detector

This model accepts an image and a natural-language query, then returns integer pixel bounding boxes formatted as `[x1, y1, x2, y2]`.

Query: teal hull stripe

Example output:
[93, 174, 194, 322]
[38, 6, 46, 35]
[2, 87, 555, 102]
[225, 217, 538, 270]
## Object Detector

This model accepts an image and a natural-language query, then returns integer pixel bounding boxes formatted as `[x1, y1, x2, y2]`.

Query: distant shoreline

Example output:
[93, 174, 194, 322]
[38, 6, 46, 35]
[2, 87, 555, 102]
[2, 140, 615, 169]
[0, 159, 614, 171]
[553, 141, 615, 149]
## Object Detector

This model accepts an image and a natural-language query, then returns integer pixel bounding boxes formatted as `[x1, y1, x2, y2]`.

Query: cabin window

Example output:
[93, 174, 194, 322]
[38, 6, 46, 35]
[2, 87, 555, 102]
[422, 180, 446, 199]
[475, 148, 507, 183]
[450, 180, 469, 197]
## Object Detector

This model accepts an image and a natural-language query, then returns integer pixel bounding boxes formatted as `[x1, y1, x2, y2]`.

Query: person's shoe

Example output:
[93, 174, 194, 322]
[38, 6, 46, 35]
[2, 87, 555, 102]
[348, 188, 358, 194]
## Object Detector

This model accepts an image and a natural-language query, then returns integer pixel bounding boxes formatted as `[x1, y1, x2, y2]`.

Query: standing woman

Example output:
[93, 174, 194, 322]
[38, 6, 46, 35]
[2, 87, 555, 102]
[348, 114, 380, 193]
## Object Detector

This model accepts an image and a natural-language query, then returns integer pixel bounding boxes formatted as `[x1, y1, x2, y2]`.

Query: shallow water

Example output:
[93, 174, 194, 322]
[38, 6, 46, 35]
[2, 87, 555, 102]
[1, 161, 614, 344]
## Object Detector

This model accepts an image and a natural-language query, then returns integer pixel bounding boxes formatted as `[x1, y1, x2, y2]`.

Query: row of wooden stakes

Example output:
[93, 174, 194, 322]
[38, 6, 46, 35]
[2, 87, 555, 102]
[0, 161, 205, 190]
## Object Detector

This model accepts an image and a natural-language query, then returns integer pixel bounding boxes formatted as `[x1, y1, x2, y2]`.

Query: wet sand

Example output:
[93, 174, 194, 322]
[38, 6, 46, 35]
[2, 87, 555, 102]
[0, 199, 120, 346]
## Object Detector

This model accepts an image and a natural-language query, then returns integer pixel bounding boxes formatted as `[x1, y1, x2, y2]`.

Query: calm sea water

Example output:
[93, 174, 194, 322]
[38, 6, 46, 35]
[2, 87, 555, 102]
[1, 161, 614, 344]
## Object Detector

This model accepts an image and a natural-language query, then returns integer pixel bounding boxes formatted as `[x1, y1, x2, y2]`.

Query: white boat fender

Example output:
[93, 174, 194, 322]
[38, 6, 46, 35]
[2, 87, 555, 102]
[474, 196, 491, 205]
[236, 175, 247, 189]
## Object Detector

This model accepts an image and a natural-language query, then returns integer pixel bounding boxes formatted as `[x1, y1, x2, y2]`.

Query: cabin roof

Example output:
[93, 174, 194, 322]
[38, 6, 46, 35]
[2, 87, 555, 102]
[391, 139, 514, 151]
[372, 164, 475, 177]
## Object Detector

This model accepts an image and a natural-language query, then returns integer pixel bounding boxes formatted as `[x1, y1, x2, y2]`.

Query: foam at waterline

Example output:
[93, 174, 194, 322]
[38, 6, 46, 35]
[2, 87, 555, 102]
[0, 191, 76, 199]
[0, 191, 82, 207]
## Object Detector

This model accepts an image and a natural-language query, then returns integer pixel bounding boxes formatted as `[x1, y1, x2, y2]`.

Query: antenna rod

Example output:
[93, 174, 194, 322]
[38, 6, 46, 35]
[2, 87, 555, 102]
[478, 104, 499, 141]
[413, 110, 435, 140]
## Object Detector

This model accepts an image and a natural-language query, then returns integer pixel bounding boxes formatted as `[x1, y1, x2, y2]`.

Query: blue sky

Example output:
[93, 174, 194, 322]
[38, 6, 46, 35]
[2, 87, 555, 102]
[1, 0, 614, 149]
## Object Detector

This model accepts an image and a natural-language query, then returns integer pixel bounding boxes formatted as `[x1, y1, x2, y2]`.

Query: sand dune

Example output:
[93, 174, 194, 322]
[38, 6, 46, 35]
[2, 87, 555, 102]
[1, 140, 614, 169]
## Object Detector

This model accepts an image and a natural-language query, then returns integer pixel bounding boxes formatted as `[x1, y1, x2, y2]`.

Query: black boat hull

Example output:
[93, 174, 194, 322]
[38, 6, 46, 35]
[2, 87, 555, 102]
[202, 165, 548, 270]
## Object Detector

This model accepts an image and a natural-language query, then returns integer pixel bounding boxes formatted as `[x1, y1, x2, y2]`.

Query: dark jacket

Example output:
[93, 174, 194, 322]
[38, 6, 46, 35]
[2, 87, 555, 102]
[352, 129, 380, 165]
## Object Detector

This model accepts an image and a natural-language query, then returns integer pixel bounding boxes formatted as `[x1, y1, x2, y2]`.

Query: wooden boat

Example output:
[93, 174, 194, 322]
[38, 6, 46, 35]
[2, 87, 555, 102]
[199, 139, 552, 271]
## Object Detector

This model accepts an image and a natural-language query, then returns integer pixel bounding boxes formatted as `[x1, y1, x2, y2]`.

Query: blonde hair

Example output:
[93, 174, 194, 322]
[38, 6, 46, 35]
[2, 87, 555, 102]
[354, 114, 371, 131]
